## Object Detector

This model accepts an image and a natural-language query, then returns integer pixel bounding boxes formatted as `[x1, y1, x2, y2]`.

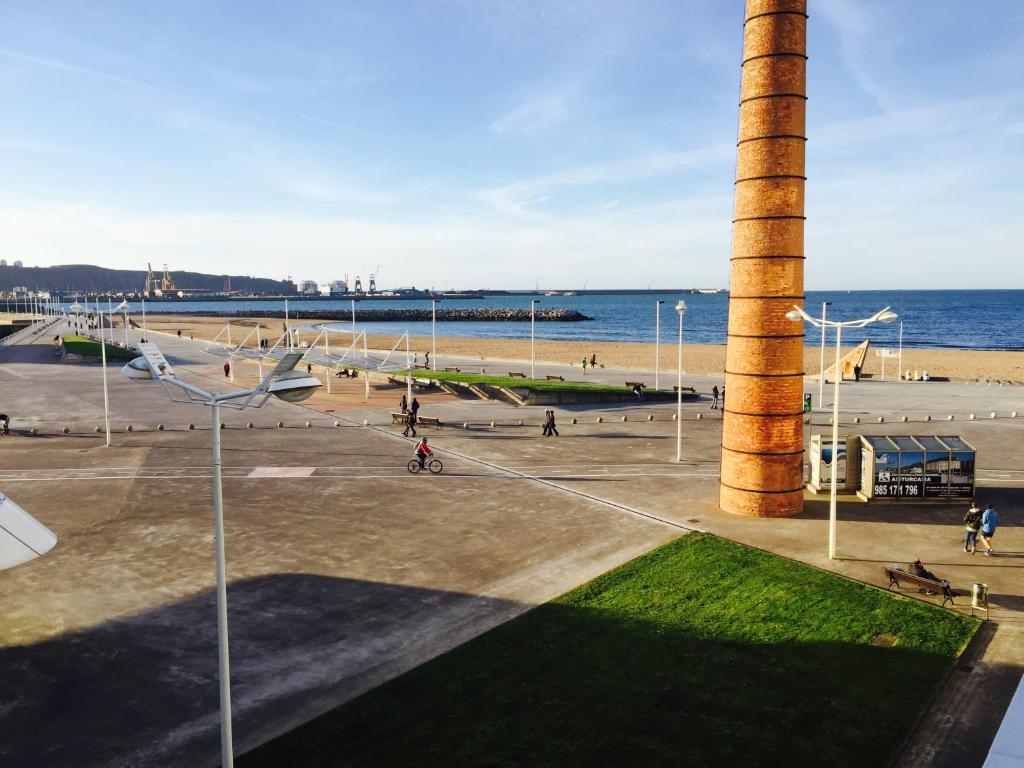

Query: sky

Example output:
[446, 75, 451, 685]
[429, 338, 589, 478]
[0, 1, 1021, 290]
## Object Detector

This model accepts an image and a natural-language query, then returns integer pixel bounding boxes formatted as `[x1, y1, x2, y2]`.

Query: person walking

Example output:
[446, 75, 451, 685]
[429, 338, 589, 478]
[590, 353, 597, 368]
[980, 503, 1000, 556]
[547, 409, 558, 437]
[177, 329, 182, 339]
[223, 361, 230, 378]
[711, 385, 720, 409]
[853, 364, 862, 382]
[581, 357, 587, 374]
[404, 397, 420, 437]
[963, 502, 983, 554]
[424, 351, 430, 368]
[541, 409, 552, 437]
[399, 394, 408, 414]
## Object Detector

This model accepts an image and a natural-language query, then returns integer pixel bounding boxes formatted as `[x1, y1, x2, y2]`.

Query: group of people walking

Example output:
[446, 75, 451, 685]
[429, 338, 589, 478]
[399, 394, 421, 437]
[963, 501, 999, 555]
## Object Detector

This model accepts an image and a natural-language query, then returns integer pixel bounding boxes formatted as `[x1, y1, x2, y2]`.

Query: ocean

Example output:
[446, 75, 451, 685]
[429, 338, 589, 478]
[114, 290, 1022, 351]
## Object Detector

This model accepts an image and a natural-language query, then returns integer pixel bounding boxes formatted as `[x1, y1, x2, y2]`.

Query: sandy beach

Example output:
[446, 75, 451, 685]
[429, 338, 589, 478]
[142, 314, 1024, 382]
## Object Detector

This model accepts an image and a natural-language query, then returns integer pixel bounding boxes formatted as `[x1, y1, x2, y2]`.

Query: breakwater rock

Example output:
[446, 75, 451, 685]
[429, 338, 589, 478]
[172, 308, 592, 322]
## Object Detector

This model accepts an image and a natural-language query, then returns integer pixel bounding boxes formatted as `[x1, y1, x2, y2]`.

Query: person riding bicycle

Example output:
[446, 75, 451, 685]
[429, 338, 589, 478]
[415, 437, 432, 469]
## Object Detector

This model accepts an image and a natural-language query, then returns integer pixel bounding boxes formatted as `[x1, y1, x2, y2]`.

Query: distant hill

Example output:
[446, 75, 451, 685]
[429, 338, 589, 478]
[0, 263, 293, 295]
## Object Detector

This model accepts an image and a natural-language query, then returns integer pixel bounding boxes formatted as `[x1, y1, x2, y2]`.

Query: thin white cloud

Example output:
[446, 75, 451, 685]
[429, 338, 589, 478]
[490, 86, 574, 136]
[0, 45, 172, 95]
[816, 0, 892, 109]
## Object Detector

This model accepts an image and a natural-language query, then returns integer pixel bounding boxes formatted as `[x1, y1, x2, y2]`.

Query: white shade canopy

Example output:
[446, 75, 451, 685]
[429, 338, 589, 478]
[0, 492, 57, 572]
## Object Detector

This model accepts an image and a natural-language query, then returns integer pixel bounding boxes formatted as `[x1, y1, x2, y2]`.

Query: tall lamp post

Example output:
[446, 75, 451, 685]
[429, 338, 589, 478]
[122, 344, 321, 768]
[115, 300, 130, 347]
[675, 300, 687, 462]
[655, 300, 664, 390]
[818, 301, 831, 405]
[530, 299, 540, 379]
[786, 305, 898, 559]
[431, 298, 437, 371]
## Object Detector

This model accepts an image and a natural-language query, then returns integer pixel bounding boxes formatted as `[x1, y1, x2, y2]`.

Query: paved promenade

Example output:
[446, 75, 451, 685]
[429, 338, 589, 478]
[1, 320, 1022, 767]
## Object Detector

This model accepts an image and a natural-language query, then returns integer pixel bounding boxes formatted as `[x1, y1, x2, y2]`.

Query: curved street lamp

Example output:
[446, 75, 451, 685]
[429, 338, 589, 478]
[786, 305, 898, 559]
[122, 343, 321, 768]
[675, 300, 687, 462]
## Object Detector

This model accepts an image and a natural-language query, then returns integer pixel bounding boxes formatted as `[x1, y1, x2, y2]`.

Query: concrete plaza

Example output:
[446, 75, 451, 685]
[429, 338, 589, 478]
[1, 320, 1022, 767]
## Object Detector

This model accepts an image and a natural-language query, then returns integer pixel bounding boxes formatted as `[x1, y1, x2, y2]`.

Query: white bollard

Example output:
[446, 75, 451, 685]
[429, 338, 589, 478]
[188, 423, 196, 430]
[947, 414, 955, 421]
[696, 413, 703, 420]
[853, 417, 861, 424]
[647, 414, 654, 421]
[127, 424, 134, 432]
[30, 427, 38, 435]
[924, 415, 931, 422]
[969, 414, 976, 420]
[157, 424, 164, 431]
[597, 416, 603, 423]
[96, 426, 103, 433]
[571, 417, 578, 425]
[877, 416, 884, 423]
[305, 421, 311, 428]
[672, 413, 678, 421]
[621, 415, 628, 422]
[900, 416, 908, 423]
[247, 422, 254, 429]
[490, 421, 496, 428]
[62, 426, 70, 434]
[463, 422, 469, 429]
[363, 419, 369, 426]
[1012, 411, 1019, 418]
[990, 412, 997, 419]
[334, 420, 341, 427]
[277, 421, 284, 428]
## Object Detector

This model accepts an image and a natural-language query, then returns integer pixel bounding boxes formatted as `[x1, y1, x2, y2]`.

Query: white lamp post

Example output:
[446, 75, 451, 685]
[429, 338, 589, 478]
[284, 299, 291, 351]
[141, 298, 147, 337]
[431, 299, 437, 371]
[787, 305, 898, 560]
[655, 300, 664, 390]
[122, 344, 321, 768]
[530, 299, 539, 379]
[115, 300, 130, 347]
[675, 300, 687, 462]
[818, 301, 831, 405]
[898, 321, 904, 382]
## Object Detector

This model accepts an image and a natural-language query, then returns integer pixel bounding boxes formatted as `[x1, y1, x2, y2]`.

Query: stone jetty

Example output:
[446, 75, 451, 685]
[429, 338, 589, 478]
[170, 308, 592, 322]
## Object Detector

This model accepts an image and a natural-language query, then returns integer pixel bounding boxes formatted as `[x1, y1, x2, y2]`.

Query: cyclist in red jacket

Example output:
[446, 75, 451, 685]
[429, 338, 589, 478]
[415, 437, 432, 469]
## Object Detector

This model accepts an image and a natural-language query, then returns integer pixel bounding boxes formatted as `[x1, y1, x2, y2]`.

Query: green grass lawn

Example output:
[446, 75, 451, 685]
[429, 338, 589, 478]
[400, 368, 634, 393]
[240, 534, 977, 768]
[61, 335, 136, 360]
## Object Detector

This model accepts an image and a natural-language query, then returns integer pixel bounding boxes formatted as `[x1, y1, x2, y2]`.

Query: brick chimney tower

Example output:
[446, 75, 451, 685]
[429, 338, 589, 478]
[720, 0, 807, 517]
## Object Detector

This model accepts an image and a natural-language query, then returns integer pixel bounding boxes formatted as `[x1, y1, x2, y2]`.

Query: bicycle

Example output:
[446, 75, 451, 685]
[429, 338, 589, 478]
[407, 457, 443, 474]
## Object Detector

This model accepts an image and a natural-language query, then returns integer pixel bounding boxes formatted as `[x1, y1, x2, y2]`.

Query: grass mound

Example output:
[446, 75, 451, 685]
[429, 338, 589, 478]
[402, 368, 633, 394]
[241, 534, 977, 767]
[61, 335, 136, 360]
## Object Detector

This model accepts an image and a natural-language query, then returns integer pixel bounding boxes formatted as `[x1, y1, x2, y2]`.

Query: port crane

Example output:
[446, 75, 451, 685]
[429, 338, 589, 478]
[368, 264, 381, 294]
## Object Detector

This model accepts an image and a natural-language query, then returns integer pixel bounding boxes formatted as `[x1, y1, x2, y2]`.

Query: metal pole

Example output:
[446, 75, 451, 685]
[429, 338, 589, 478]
[256, 324, 263, 380]
[819, 301, 827, 405]
[124, 308, 129, 347]
[431, 300, 437, 371]
[530, 301, 536, 379]
[676, 310, 683, 462]
[655, 301, 661, 391]
[210, 400, 235, 767]
[141, 299, 147, 336]
[284, 299, 290, 351]
[100, 317, 111, 448]
[829, 323, 842, 560]
[406, 332, 413, 404]
[898, 321, 903, 382]
[351, 299, 356, 342]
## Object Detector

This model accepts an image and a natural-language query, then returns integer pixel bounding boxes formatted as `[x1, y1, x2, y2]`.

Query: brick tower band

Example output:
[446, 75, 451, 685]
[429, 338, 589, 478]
[720, 0, 808, 517]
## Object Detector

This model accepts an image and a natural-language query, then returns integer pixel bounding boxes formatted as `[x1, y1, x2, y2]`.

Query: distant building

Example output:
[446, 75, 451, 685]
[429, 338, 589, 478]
[328, 279, 348, 295]
[300, 280, 319, 294]
[0, 259, 7, 266]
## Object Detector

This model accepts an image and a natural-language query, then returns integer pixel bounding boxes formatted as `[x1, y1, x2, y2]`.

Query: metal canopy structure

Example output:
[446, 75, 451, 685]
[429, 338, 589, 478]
[858, 434, 976, 501]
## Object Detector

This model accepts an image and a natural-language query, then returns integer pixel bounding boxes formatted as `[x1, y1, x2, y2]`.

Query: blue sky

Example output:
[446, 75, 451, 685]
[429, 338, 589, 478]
[1, 1, 1021, 289]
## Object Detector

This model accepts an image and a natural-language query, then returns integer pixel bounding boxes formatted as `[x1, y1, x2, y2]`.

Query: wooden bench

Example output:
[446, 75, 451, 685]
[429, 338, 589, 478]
[417, 416, 443, 429]
[444, 366, 461, 373]
[507, 371, 526, 378]
[545, 375, 564, 381]
[883, 567, 956, 607]
[625, 381, 646, 389]
[672, 385, 696, 393]
[391, 412, 410, 424]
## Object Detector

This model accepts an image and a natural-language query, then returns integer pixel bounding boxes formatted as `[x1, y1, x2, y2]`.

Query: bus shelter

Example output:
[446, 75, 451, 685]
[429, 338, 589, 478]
[857, 435, 976, 501]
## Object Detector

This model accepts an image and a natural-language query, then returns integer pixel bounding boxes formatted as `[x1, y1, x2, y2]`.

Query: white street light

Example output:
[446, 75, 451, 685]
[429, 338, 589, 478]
[655, 300, 664, 391]
[122, 344, 321, 768]
[530, 299, 540, 379]
[92, 298, 112, 448]
[141, 298, 147, 337]
[786, 304, 898, 560]
[431, 299, 437, 372]
[115, 300, 130, 347]
[675, 300, 687, 462]
[818, 301, 831, 405]
[898, 320, 904, 382]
